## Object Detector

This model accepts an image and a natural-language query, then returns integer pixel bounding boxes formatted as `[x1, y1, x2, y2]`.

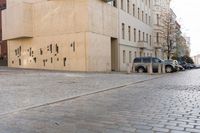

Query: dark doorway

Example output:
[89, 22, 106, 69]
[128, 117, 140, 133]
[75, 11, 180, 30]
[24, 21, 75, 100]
[111, 38, 118, 71]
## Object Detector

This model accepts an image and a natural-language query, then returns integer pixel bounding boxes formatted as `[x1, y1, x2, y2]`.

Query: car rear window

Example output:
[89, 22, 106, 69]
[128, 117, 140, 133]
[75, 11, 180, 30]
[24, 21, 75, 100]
[134, 58, 141, 63]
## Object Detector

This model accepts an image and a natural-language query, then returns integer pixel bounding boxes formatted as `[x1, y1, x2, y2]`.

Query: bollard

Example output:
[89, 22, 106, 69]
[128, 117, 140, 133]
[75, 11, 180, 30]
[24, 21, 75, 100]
[162, 64, 166, 74]
[127, 63, 131, 74]
[148, 63, 153, 74]
[132, 63, 135, 73]
[158, 64, 162, 74]
[106, 63, 110, 73]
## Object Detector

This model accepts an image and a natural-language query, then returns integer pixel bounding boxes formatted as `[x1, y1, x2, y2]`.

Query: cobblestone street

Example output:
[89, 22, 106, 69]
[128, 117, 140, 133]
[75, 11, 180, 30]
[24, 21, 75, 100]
[0, 67, 200, 133]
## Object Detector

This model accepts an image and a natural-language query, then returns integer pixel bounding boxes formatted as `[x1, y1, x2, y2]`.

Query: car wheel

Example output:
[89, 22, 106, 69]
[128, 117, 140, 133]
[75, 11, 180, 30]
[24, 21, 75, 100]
[166, 66, 173, 73]
[138, 67, 145, 73]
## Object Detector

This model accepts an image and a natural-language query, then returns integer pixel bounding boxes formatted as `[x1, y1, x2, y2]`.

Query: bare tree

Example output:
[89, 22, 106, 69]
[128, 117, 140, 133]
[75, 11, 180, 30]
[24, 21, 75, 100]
[159, 9, 177, 59]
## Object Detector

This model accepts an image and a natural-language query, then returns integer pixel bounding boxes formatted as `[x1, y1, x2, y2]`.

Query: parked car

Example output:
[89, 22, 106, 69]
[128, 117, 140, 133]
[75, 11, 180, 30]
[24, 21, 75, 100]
[189, 63, 196, 69]
[177, 64, 185, 71]
[133, 57, 163, 73]
[173, 60, 180, 71]
[179, 62, 190, 69]
[163, 60, 177, 73]
[179, 62, 196, 69]
[195, 65, 200, 69]
[172, 60, 185, 71]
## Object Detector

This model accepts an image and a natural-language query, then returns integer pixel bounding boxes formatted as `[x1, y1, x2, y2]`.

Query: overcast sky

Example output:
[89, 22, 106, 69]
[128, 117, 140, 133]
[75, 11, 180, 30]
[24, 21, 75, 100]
[171, 0, 200, 56]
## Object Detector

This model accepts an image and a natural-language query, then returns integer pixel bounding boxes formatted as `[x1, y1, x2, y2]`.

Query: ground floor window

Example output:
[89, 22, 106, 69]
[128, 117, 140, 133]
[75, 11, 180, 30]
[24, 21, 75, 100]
[135, 51, 137, 58]
[129, 51, 132, 63]
[123, 50, 126, 63]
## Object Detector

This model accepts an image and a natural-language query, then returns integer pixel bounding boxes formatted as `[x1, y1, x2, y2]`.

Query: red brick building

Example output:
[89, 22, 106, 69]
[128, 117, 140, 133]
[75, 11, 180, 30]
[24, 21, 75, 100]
[0, 0, 6, 65]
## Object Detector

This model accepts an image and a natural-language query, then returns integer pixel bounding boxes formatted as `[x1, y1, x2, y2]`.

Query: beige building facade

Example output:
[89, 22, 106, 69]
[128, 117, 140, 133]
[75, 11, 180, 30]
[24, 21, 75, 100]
[3, 0, 119, 72]
[152, 0, 171, 59]
[193, 54, 200, 65]
[3, 0, 172, 72]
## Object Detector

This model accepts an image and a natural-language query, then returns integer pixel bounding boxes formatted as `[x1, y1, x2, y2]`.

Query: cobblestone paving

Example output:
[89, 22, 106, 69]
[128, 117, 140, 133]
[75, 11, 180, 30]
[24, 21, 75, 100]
[0, 67, 160, 115]
[0, 68, 200, 133]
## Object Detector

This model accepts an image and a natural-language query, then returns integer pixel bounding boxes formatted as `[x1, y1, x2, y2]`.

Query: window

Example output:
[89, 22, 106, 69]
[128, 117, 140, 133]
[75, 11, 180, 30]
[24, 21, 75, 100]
[133, 4, 135, 16]
[138, 30, 141, 41]
[150, 35, 152, 46]
[122, 23, 125, 39]
[155, 51, 157, 57]
[121, 0, 123, 10]
[127, 0, 130, 13]
[128, 26, 131, 41]
[145, 13, 148, 24]
[113, 0, 117, 7]
[156, 32, 159, 43]
[143, 32, 145, 41]
[108, 0, 117, 7]
[123, 50, 126, 63]
[138, 8, 140, 19]
[19, 59, 21, 66]
[134, 28, 136, 42]
[149, 16, 151, 25]
[156, 14, 159, 25]
[140, 51, 142, 57]
[129, 51, 132, 63]
[135, 51, 137, 58]
[146, 34, 148, 43]
[149, 0, 151, 8]
[142, 11, 144, 21]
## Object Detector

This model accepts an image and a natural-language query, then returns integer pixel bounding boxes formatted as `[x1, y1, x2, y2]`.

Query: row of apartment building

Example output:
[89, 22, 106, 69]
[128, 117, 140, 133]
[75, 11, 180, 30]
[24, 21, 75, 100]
[1, 0, 190, 72]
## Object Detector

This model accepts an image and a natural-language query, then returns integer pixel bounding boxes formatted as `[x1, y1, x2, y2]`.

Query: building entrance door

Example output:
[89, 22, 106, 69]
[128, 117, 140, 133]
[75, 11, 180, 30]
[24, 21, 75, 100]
[111, 38, 118, 71]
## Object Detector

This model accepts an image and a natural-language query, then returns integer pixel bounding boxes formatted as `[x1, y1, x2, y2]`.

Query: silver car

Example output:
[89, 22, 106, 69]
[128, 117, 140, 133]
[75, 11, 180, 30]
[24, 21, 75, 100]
[133, 57, 163, 73]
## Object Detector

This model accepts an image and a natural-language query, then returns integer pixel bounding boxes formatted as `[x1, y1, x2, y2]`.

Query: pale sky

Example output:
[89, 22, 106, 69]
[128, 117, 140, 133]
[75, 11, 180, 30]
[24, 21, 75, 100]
[171, 0, 200, 56]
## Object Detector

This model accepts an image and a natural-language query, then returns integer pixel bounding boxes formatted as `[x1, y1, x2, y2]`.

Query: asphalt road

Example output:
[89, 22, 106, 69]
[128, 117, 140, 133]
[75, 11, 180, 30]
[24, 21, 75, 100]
[0, 67, 200, 133]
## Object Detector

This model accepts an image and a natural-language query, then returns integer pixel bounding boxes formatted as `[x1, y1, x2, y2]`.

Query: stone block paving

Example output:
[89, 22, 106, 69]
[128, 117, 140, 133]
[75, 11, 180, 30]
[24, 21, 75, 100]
[0, 67, 200, 133]
[0, 67, 160, 115]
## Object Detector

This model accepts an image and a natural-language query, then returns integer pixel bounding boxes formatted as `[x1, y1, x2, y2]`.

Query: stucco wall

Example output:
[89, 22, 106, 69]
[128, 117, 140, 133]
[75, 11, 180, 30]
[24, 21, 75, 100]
[2, 2, 33, 40]
[86, 32, 111, 72]
[8, 33, 87, 71]
[5, 0, 117, 72]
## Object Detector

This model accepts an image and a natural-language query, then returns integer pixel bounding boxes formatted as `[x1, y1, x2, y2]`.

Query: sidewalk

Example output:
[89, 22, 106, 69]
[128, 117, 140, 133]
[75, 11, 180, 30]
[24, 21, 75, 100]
[0, 67, 162, 116]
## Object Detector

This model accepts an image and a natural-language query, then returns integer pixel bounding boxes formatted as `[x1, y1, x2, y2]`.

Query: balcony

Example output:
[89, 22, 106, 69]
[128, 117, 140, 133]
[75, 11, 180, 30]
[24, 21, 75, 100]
[137, 41, 148, 49]
[154, 42, 162, 49]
